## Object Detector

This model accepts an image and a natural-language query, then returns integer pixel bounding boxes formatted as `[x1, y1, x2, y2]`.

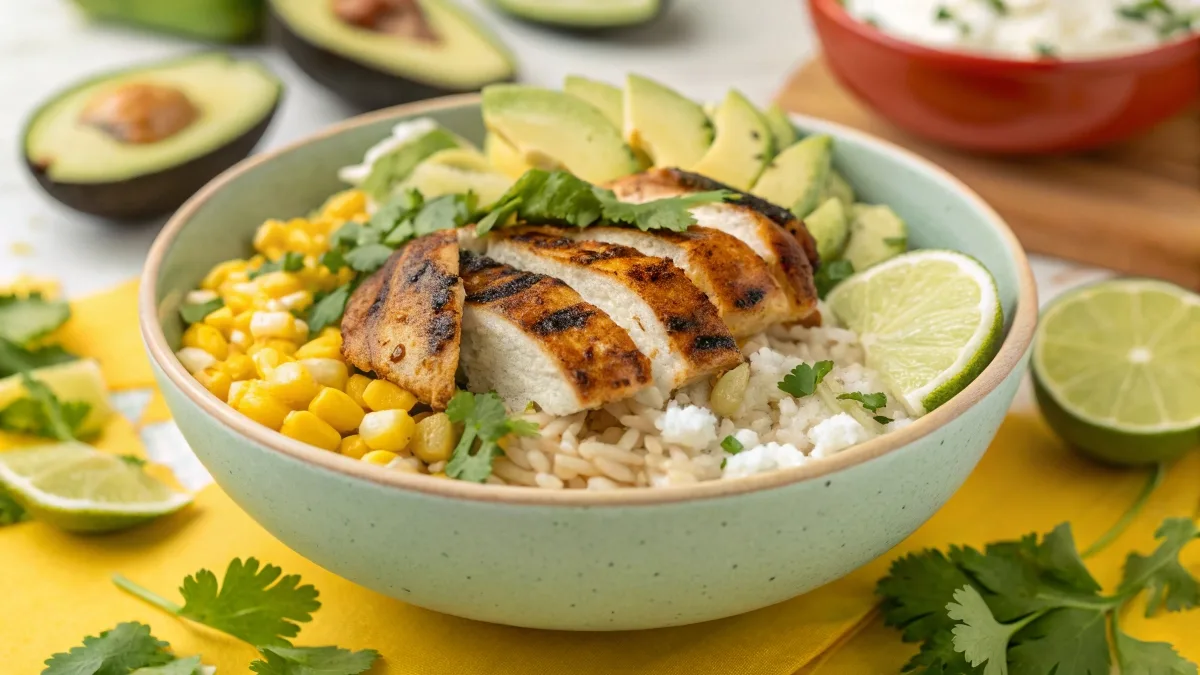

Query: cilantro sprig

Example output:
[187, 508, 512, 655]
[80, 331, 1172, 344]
[814, 259, 854, 299]
[445, 391, 539, 483]
[879, 517, 1200, 674]
[0, 294, 90, 441]
[42, 622, 182, 675]
[179, 297, 223, 325]
[778, 360, 834, 398]
[0, 292, 70, 345]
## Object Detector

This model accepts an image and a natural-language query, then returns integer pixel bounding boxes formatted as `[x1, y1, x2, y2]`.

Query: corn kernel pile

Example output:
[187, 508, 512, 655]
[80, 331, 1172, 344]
[176, 189, 456, 476]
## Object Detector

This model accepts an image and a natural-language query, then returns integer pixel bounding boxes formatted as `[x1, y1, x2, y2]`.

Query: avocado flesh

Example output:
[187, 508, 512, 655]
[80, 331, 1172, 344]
[482, 84, 640, 184]
[402, 149, 514, 206]
[688, 90, 773, 190]
[271, 0, 513, 105]
[360, 128, 463, 202]
[26, 53, 278, 185]
[752, 134, 832, 219]
[624, 75, 712, 170]
[484, 133, 534, 178]
[71, 0, 263, 42]
[490, 0, 660, 27]
[563, 75, 623, 128]
[764, 104, 797, 149]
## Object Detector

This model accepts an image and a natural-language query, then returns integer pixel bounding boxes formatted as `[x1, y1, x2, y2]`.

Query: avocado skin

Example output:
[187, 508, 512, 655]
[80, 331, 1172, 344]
[490, 0, 670, 31]
[272, 13, 511, 111]
[71, 0, 265, 43]
[25, 107, 277, 221]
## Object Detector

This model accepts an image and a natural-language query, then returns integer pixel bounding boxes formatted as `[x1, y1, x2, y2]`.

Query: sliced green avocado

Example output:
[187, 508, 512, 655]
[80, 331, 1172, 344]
[71, 0, 264, 42]
[689, 89, 774, 190]
[823, 169, 856, 211]
[804, 197, 849, 262]
[484, 132, 534, 178]
[482, 84, 640, 184]
[624, 74, 712, 169]
[764, 104, 797, 149]
[402, 149, 514, 206]
[564, 75, 623, 128]
[23, 52, 280, 221]
[843, 204, 909, 271]
[360, 128, 463, 202]
[751, 134, 832, 218]
[489, 0, 662, 28]
[270, 0, 514, 110]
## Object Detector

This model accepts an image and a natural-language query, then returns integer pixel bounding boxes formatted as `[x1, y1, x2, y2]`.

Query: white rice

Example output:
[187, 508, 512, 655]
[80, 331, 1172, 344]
[493, 314, 915, 490]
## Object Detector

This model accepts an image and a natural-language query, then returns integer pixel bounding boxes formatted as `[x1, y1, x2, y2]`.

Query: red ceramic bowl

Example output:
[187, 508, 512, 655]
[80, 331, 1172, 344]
[809, 0, 1200, 154]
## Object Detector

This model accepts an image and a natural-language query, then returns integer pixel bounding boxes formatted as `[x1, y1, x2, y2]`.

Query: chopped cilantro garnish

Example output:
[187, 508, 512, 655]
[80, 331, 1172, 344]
[985, 0, 1008, 15]
[778, 361, 834, 398]
[250, 645, 380, 675]
[179, 297, 223, 325]
[306, 284, 352, 338]
[720, 435, 745, 455]
[445, 391, 540, 483]
[319, 249, 347, 273]
[837, 391, 888, 412]
[815, 259, 855, 299]
[0, 374, 91, 441]
[0, 293, 71, 345]
[343, 244, 394, 274]
[251, 252, 305, 279]
[0, 339, 77, 378]
[873, 415, 894, 425]
[42, 622, 177, 675]
[934, 5, 954, 21]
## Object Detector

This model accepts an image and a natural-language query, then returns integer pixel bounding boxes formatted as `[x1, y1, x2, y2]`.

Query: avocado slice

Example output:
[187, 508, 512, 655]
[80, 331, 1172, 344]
[71, 0, 264, 43]
[843, 204, 908, 271]
[488, 0, 662, 28]
[358, 128, 463, 202]
[764, 103, 797, 149]
[751, 134, 832, 219]
[401, 149, 514, 206]
[688, 89, 773, 190]
[23, 52, 280, 221]
[804, 197, 849, 262]
[563, 75, 623, 128]
[482, 84, 640, 184]
[823, 169, 856, 211]
[484, 133, 534, 178]
[623, 74, 712, 170]
[270, 0, 515, 110]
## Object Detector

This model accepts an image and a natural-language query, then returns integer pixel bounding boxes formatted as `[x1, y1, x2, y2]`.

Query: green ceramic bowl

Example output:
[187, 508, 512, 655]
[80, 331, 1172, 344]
[140, 95, 1037, 631]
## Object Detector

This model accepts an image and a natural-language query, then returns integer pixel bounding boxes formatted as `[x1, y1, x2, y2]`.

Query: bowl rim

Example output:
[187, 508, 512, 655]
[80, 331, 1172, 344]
[809, 0, 1200, 69]
[140, 92, 1038, 508]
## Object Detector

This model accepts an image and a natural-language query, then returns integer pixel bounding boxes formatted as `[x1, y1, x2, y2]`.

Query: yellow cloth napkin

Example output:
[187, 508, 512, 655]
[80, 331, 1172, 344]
[55, 279, 155, 392]
[3, 283, 1198, 674]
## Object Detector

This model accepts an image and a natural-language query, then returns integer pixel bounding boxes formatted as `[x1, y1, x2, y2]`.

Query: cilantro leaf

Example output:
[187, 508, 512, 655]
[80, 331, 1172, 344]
[0, 485, 28, 526]
[1007, 608, 1110, 675]
[343, 244, 394, 274]
[874, 415, 894, 424]
[815, 259, 854, 298]
[1116, 629, 1198, 675]
[946, 585, 1020, 674]
[250, 646, 380, 675]
[596, 190, 729, 233]
[177, 558, 321, 647]
[251, 252, 305, 279]
[0, 293, 71, 345]
[0, 339, 78, 378]
[1119, 518, 1200, 616]
[879, 548, 976, 641]
[0, 375, 90, 441]
[837, 391, 888, 412]
[179, 298, 223, 325]
[475, 198, 521, 235]
[319, 249, 347, 273]
[43, 622, 174, 675]
[414, 193, 477, 236]
[720, 435, 744, 454]
[306, 285, 352, 337]
[903, 630, 980, 674]
[445, 391, 539, 483]
[130, 656, 204, 675]
[330, 223, 363, 250]
[369, 188, 423, 234]
[778, 361, 834, 398]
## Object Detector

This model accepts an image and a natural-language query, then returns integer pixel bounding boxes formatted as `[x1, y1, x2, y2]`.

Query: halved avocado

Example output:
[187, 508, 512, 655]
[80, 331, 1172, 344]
[488, 0, 662, 28]
[482, 84, 640, 184]
[689, 89, 773, 190]
[764, 103, 797, 149]
[563, 75, 623, 128]
[23, 52, 281, 221]
[624, 74, 712, 169]
[270, 0, 515, 111]
[752, 134, 833, 219]
[72, 0, 264, 42]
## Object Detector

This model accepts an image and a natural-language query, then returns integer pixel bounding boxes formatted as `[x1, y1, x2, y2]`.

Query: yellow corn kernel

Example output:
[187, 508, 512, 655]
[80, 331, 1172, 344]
[359, 409, 416, 452]
[203, 306, 235, 336]
[266, 361, 321, 409]
[299, 358, 348, 391]
[295, 337, 342, 360]
[361, 450, 399, 466]
[411, 412, 455, 463]
[308, 387, 365, 434]
[236, 383, 291, 430]
[429, 471, 449, 479]
[257, 271, 303, 298]
[323, 190, 367, 220]
[182, 324, 229, 360]
[362, 380, 417, 412]
[278, 290, 313, 313]
[339, 434, 370, 459]
[251, 347, 293, 378]
[285, 228, 314, 255]
[411, 411, 432, 424]
[249, 311, 297, 340]
[221, 353, 257, 381]
[335, 266, 356, 286]
[228, 329, 252, 351]
[318, 326, 342, 341]
[201, 259, 248, 290]
[254, 220, 289, 254]
[265, 338, 299, 356]
[223, 290, 254, 314]
[232, 310, 255, 334]
[280, 410, 342, 451]
[345, 374, 372, 409]
[227, 379, 252, 408]
[195, 367, 232, 401]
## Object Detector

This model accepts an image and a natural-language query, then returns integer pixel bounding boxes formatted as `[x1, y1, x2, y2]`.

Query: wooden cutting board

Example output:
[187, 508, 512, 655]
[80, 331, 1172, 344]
[775, 58, 1200, 289]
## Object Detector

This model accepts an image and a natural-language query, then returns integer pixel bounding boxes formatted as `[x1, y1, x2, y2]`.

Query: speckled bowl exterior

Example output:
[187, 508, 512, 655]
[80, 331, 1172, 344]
[141, 95, 1037, 631]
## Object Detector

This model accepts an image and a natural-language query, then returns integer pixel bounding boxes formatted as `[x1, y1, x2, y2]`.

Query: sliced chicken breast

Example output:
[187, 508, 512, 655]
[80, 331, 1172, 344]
[340, 230, 464, 410]
[570, 226, 789, 338]
[459, 252, 651, 415]
[487, 227, 743, 392]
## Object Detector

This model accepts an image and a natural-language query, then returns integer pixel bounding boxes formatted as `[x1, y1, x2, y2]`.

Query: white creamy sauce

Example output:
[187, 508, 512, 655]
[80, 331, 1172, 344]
[845, 0, 1199, 59]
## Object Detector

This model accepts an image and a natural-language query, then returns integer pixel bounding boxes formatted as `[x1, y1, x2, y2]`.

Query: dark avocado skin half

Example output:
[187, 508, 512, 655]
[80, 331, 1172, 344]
[271, 13, 512, 111]
[25, 107, 278, 221]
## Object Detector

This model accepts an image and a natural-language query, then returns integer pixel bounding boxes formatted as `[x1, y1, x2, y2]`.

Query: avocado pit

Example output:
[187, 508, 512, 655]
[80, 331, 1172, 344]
[332, 0, 439, 42]
[80, 82, 200, 145]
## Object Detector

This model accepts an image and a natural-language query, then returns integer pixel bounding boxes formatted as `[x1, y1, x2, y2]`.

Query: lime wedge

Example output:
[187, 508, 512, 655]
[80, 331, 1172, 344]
[0, 443, 191, 532]
[0, 359, 114, 437]
[827, 250, 1003, 415]
[1032, 279, 1200, 465]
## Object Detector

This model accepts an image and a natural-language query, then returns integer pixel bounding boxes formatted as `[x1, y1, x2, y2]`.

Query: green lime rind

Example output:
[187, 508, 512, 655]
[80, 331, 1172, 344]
[920, 291, 1003, 414]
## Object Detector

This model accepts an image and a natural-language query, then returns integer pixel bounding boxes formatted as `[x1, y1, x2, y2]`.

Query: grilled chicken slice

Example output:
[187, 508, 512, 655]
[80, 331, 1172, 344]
[487, 227, 743, 392]
[459, 253, 651, 415]
[608, 168, 820, 325]
[340, 230, 464, 410]
[570, 226, 789, 338]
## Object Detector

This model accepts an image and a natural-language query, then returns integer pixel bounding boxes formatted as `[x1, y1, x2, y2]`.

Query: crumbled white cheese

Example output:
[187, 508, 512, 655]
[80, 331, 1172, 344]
[337, 118, 440, 185]
[732, 428, 760, 450]
[807, 413, 871, 458]
[655, 403, 718, 450]
[723, 442, 809, 479]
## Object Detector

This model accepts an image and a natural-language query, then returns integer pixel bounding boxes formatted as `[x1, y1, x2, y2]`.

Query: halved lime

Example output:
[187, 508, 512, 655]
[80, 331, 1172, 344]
[826, 250, 1003, 415]
[0, 359, 113, 437]
[1032, 279, 1200, 465]
[0, 443, 191, 532]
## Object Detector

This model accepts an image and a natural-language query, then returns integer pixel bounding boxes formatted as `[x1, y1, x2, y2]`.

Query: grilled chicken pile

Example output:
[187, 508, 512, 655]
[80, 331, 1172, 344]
[341, 168, 822, 416]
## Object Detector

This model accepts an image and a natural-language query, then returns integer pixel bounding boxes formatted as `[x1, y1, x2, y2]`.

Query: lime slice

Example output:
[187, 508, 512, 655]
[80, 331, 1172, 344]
[1032, 279, 1200, 465]
[827, 250, 1003, 415]
[0, 443, 191, 532]
[0, 359, 114, 437]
